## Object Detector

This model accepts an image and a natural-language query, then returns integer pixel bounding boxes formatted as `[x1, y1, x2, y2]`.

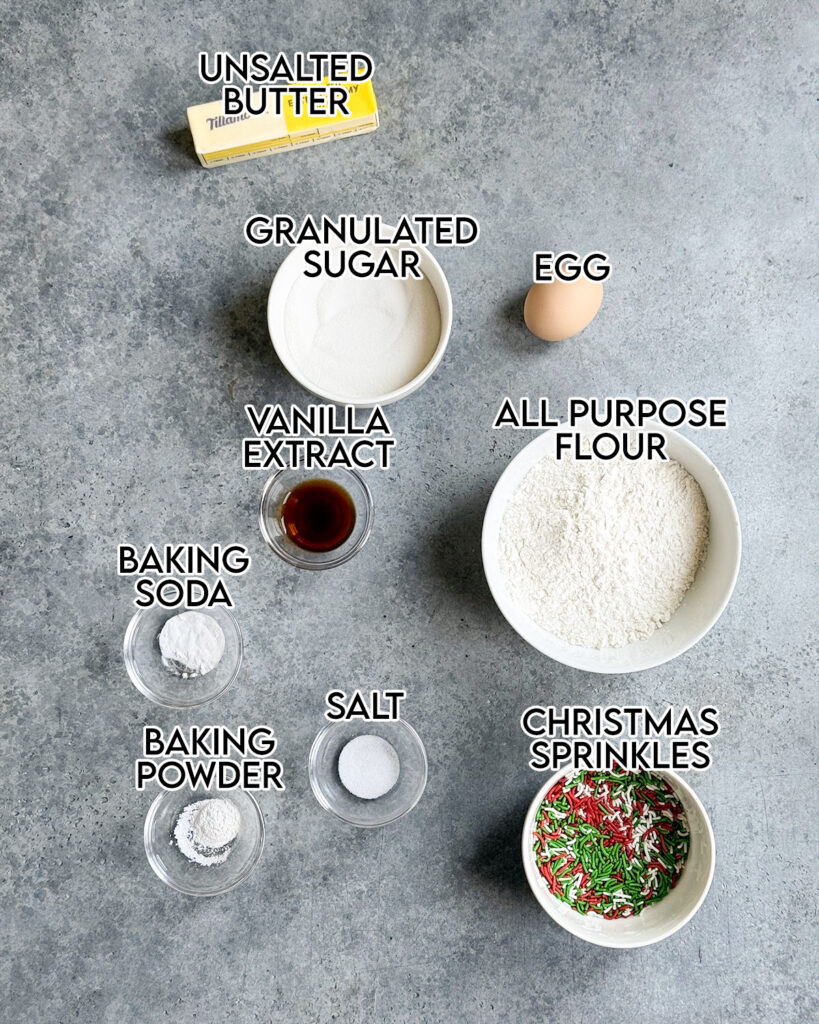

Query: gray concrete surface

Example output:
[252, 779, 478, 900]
[1, 1, 816, 1021]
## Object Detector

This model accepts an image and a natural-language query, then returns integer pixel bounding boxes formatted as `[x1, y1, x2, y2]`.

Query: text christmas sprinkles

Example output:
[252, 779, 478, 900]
[533, 770, 690, 918]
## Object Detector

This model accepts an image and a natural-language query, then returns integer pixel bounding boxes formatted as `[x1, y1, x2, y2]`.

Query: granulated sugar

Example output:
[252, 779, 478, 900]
[283, 248, 441, 400]
[498, 440, 709, 648]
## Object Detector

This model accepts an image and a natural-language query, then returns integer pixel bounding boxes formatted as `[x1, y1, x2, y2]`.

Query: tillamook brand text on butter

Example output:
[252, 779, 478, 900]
[186, 81, 378, 167]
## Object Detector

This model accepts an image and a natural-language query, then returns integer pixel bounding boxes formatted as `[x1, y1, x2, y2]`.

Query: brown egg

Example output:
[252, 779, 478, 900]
[523, 278, 604, 341]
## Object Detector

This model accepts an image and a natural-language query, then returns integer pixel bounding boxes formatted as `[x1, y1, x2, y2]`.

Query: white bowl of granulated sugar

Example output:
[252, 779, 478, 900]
[267, 226, 452, 407]
[482, 422, 741, 673]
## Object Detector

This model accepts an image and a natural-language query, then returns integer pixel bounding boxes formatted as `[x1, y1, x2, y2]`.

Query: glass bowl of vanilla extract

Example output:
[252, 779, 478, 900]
[259, 468, 374, 570]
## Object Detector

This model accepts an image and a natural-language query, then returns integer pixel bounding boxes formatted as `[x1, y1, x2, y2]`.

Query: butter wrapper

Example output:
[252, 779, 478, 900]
[186, 82, 378, 167]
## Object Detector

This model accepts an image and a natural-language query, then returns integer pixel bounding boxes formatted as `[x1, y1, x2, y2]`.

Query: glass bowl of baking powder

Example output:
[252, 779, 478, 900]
[144, 787, 265, 896]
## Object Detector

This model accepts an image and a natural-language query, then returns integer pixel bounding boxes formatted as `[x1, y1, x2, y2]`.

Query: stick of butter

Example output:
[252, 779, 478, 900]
[186, 82, 378, 167]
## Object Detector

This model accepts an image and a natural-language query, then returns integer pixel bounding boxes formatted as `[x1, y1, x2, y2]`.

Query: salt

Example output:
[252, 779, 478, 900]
[338, 734, 400, 800]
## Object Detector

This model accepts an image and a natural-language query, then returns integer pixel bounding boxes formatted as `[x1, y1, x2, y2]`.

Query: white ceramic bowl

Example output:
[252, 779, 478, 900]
[522, 769, 715, 947]
[482, 422, 741, 673]
[267, 230, 452, 407]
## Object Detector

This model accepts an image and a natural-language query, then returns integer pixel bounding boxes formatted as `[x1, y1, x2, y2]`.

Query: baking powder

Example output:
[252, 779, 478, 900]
[173, 798, 241, 866]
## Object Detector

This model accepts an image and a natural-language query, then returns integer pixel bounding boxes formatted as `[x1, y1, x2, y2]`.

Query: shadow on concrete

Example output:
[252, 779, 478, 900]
[214, 279, 286, 379]
[497, 287, 564, 357]
[465, 795, 533, 901]
[163, 126, 200, 167]
[501, 288, 528, 332]
[424, 486, 500, 622]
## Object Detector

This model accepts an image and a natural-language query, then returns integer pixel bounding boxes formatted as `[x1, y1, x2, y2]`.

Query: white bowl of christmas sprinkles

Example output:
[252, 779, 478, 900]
[482, 421, 741, 673]
[522, 768, 715, 948]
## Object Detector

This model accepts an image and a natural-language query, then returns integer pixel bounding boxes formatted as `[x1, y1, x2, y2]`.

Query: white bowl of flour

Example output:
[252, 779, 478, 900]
[482, 423, 741, 673]
[267, 233, 452, 406]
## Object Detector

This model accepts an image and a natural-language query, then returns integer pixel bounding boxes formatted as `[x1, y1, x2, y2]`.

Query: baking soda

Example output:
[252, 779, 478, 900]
[158, 611, 225, 677]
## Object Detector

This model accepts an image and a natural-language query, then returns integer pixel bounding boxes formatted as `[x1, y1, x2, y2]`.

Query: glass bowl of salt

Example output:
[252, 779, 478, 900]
[123, 605, 243, 709]
[308, 720, 428, 827]
[144, 787, 265, 896]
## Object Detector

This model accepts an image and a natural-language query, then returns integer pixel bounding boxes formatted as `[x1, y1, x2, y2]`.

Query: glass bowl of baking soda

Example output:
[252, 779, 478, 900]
[308, 720, 428, 827]
[123, 605, 243, 709]
[144, 787, 265, 896]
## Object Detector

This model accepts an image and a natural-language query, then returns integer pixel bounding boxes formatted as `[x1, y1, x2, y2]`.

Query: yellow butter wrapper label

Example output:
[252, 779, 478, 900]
[186, 81, 378, 167]
[283, 81, 377, 134]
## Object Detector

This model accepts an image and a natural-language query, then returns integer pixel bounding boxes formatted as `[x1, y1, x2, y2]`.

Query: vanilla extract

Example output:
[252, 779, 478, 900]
[280, 479, 356, 552]
[245, 402, 391, 437]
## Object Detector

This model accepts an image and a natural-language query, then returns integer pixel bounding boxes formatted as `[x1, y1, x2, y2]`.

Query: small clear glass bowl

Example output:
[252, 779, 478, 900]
[309, 720, 428, 827]
[258, 467, 374, 570]
[123, 606, 243, 709]
[144, 787, 265, 896]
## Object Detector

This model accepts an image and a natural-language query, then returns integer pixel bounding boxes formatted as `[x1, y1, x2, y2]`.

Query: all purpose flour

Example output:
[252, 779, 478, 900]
[498, 439, 709, 648]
